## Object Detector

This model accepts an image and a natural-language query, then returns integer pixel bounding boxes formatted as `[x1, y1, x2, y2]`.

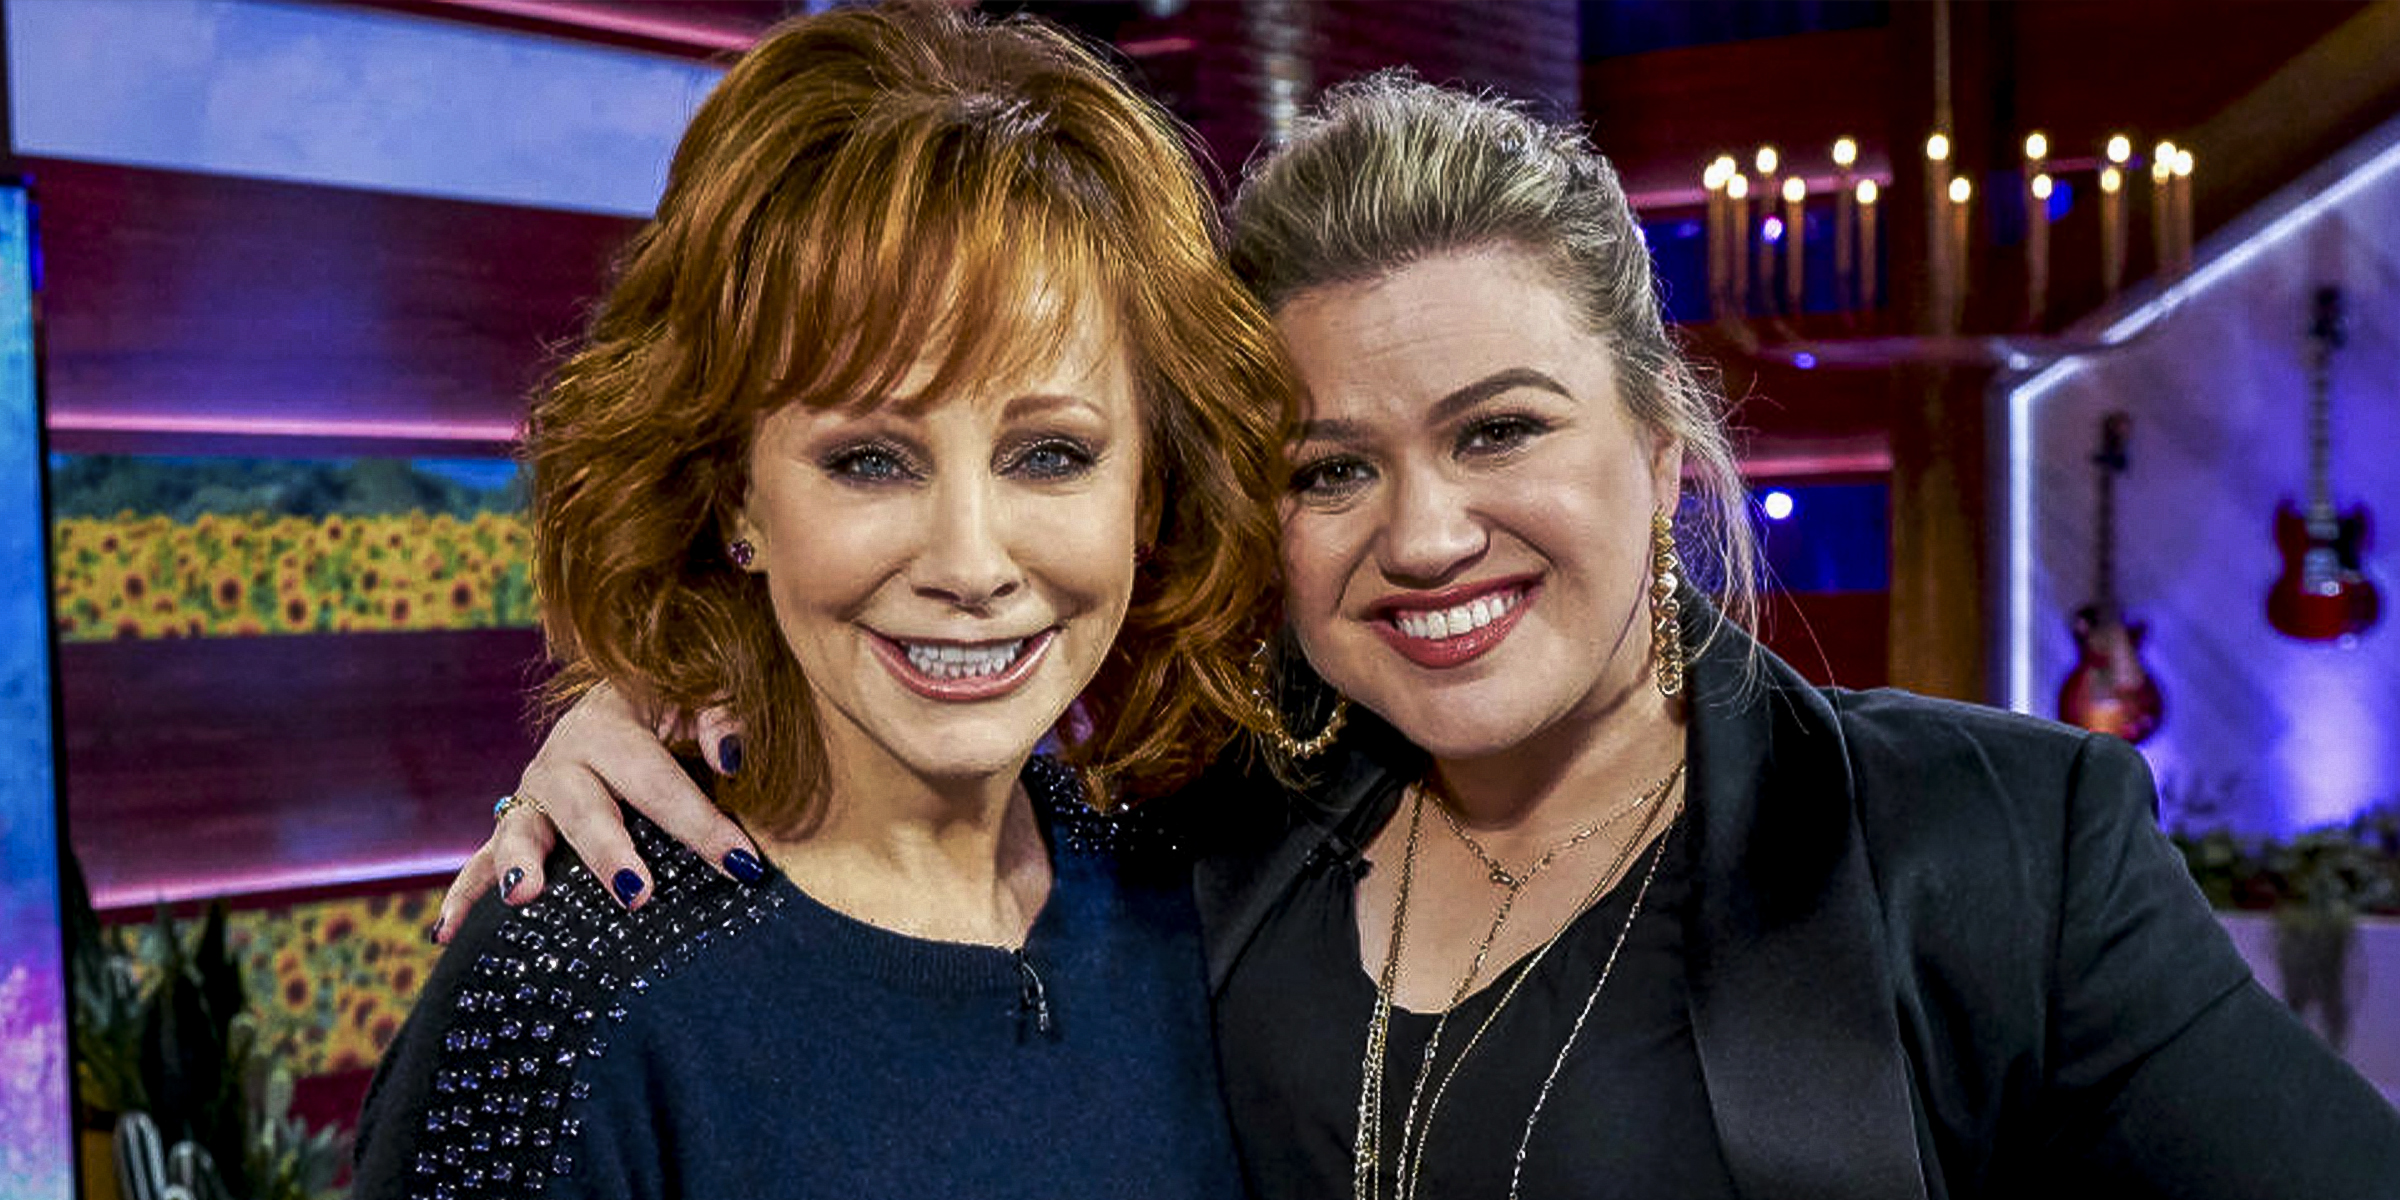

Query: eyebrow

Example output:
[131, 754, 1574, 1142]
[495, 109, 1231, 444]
[1294, 367, 1573, 444]
[1000, 391, 1106, 422]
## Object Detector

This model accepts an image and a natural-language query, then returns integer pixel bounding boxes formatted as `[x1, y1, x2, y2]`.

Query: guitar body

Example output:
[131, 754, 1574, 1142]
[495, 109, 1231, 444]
[2268, 500, 2381, 641]
[2058, 605, 2164, 743]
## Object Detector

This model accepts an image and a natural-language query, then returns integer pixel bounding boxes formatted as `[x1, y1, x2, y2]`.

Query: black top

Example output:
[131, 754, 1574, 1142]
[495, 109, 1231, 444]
[1218, 814, 1739, 1200]
[353, 757, 1243, 1200]
[1189, 612, 2400, 1200]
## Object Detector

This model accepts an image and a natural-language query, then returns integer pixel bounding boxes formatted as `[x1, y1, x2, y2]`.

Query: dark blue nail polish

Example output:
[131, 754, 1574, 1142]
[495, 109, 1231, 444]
[613, 869, 645, 906]
[425, 917, 445, 944]
[718, 734, 743, 776]
[502, 866, 524, 899]
[723, 848, 765, 884]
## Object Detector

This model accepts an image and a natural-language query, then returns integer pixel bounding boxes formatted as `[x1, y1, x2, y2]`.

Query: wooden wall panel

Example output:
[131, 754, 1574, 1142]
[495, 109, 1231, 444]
[31, 157, 637, 456]
[62, 629, 549, 906]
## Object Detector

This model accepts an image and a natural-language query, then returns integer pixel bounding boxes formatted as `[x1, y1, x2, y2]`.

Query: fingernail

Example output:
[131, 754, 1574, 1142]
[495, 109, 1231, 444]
[612, 869, 646, 906]
[718, 734, 743, 776]
[425, 917, 445, 944]
[502, 867, 524, 899]
[723, 848, 764, 884]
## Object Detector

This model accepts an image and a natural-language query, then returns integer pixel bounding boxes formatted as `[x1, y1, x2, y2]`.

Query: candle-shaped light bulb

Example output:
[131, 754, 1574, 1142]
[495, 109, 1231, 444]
[1942, 175, 1970, 328]
[2106, 135, 2132, 165]
[1832, 137, 1858, 168]
[1728, 174, 1750, 200]
[1856, 179, 1879, 311]
[2100, 166, 2126, 298]
[1926, 132, 1951, 162]
[1755, 145, 1779, 177]
[1781, 176, 1807, 313]
[2027, 173, 2054, 326]
[2024, 132, 2048, 161]
[2153, 140, 2178, 272]
[2170, 149, 2195, 274]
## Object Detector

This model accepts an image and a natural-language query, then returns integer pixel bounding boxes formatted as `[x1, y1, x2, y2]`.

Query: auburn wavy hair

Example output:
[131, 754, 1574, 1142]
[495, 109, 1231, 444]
[527, 1, 1289, 832]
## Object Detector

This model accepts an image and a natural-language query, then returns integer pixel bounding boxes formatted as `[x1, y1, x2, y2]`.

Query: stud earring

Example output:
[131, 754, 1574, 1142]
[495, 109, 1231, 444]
[728, 538, 756, 569]
[1649, 509, 1686, 698]
[1242, 642, 1349, 760]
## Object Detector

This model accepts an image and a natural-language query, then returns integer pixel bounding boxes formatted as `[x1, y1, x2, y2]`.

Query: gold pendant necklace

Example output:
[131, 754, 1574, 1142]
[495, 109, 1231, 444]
[1351, 765, 1685, 1200]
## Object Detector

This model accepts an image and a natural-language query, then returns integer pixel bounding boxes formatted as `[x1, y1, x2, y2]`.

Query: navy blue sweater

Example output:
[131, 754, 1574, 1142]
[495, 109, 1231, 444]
[354, 758, 1241, 1200]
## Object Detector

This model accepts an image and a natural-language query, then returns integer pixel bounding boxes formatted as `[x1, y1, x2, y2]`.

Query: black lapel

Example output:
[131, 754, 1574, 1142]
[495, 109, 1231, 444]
[1192, 717, 1418, 995]
[1682, 623, 1929, 1200]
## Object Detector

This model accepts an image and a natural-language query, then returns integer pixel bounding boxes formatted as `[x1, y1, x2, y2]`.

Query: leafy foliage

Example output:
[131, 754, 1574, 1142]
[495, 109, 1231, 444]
[63, 851, 344, 1200]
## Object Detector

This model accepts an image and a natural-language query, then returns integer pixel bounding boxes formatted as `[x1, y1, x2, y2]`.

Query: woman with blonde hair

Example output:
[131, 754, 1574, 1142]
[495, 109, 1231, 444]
[353, 4, 1289, 1196]
[441, 70, 2400, 1200]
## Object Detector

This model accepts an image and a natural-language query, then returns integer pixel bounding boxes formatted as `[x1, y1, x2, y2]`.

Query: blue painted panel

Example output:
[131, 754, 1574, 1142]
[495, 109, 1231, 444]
[0, 182, 72, 1200]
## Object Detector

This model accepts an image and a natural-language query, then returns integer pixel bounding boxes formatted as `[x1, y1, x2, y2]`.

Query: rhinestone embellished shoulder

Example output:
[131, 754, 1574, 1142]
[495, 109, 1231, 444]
[398, 812, 787, 1199]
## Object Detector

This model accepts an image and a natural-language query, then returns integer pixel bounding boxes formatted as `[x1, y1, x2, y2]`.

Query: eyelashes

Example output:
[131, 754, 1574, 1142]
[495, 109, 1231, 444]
[817, 434, 1102, 487]
[1285, 411, 1554, 505]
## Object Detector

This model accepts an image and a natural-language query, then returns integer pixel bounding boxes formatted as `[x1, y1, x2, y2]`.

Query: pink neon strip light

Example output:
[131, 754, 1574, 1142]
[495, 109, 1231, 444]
[48, 411, 523, 443]
[424, 0, 759, 52]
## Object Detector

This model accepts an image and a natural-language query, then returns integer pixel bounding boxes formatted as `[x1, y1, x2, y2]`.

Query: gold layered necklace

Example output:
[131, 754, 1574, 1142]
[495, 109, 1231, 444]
[1351, 762, 1686, 1200]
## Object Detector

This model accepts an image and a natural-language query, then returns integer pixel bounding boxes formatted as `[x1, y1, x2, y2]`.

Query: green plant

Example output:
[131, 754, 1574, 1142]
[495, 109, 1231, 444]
[2172, 800, 2400, 918]
[2171, 801, 2400, 1051]
[63, 851, 343, 1200]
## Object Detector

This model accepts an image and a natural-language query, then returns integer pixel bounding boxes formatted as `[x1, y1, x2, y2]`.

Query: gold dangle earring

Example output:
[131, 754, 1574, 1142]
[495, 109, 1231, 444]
[1244, 641, 1349, 759]
[1650, 509, 1686, 698]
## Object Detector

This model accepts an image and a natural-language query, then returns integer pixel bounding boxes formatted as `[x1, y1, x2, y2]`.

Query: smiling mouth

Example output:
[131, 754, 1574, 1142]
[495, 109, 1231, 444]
[1374, 582, 1534, 668]
[873, 629, 1057, 700]
[1389, 587, 1527, 642]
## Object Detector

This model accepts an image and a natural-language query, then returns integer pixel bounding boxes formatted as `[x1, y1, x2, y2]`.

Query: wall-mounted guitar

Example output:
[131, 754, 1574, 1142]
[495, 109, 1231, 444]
[2059, 411, 2164, 743]
[2267, 284, 2380, 643]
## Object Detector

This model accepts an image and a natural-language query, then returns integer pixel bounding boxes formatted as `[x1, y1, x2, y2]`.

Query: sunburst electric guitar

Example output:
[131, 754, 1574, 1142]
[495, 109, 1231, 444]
[2058, 412, 2164, 743]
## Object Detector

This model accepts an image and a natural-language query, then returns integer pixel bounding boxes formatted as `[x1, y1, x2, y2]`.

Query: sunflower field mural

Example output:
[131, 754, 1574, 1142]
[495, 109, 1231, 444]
[48, 455, 535, 641]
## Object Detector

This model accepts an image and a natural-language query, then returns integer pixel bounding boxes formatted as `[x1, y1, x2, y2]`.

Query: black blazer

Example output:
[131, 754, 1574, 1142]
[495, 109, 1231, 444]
[1191, 621, 2400, 1200]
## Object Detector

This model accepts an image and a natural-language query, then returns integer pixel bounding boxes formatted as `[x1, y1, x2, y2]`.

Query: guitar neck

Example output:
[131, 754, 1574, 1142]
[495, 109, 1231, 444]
[2309, 336, 2334, 517]
[2095, 461, 2117, 613]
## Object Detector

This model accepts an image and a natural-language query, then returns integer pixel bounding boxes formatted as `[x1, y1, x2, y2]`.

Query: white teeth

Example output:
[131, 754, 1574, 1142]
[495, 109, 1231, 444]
[902, 639, 1026, 680]
[1393, 589, 1521, 642]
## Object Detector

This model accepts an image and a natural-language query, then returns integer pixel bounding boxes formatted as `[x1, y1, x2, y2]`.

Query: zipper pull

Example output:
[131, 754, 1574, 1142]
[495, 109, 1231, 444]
[1013, 947, 1053, 1036]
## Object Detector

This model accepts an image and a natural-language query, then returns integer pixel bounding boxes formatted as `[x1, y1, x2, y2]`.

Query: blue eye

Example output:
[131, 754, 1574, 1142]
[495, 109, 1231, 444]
[1011, 438, 1097, 481]
[1289, 455, 1374, 501]
[824, 443, 918, 484]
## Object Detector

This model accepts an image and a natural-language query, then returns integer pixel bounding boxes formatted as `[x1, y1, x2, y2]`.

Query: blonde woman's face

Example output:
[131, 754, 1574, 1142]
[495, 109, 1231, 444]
[732, 311, 1144, 791]
[1274, 246, 1679, 765]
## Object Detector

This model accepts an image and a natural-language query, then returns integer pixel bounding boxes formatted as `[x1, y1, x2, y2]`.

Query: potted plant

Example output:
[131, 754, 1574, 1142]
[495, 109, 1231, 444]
[2173, 801, 2400, 1050]
[63, 850, 343, 1200]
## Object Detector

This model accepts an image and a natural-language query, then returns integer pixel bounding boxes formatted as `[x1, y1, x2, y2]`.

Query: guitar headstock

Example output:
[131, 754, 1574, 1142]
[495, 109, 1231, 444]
[2094, 410, 2131, 474]
[2311, 284, 2347, 351]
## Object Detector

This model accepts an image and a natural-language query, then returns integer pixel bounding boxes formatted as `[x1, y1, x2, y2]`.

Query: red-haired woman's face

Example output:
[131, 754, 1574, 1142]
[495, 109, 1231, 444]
[1275, 246, 1679, 766]
[732, 313, 1144, 791]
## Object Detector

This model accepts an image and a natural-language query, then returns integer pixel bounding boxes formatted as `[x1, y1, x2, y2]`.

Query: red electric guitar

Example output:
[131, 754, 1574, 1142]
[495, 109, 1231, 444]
[2266, 285, 2380, 642]
[2058, 412, 2164, 743]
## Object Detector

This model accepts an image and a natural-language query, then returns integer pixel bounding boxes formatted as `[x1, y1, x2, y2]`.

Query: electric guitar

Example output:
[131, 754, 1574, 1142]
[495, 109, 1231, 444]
[2266, 285, 2380, 642]
[2059, 412, 2164, 743]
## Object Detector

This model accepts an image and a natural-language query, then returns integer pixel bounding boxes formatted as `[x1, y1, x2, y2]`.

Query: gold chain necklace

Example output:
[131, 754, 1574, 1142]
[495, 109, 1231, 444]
[1430, 764, 1684, 890]
[1351, 765, 1685, 1200]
